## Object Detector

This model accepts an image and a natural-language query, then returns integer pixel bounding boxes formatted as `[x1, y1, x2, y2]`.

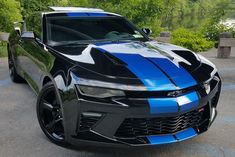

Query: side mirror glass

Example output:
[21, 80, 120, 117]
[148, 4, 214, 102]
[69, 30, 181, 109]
[142, 28, 152, 37]
[21, 32, 35, 41]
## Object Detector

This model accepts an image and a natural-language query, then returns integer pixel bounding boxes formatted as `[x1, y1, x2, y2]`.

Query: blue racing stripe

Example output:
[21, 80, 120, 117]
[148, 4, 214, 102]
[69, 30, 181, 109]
[147, 127, 198, 145]
[111, 53, 177, 91]
[148, 91, 199, 114]
[177, 91, 199, 112]
[175, 127, 197, 141]
[149, 58, 197, 89]
[67, 13, 88, 17]
[67, 13, 108, 17]
[88, 13, 108, 16]
[148, 135, 176, 145]
[148, 98, 178, 114]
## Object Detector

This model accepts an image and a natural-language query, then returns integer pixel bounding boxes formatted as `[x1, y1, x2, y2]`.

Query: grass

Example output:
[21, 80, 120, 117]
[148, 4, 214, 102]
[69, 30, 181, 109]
[0, 42, 7, 57]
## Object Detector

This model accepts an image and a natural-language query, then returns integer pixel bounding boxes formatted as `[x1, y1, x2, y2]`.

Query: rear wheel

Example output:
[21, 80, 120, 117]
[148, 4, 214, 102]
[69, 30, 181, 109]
[8, 52, 24, 83]
[37, 83, 69, 147]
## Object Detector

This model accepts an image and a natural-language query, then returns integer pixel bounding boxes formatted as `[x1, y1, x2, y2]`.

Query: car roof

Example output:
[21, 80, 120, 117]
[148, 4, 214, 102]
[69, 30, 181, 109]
[49, 7, 104, 12]
[45, 7, 121, 17]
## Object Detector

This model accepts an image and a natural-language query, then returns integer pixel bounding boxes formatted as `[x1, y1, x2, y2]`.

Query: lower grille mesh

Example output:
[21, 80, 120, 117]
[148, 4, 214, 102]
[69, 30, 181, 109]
[115, 109, 205, 138]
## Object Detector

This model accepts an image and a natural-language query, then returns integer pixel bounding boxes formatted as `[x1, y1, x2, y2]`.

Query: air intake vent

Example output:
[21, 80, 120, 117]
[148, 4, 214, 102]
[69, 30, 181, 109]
[79, 112, 102, 131]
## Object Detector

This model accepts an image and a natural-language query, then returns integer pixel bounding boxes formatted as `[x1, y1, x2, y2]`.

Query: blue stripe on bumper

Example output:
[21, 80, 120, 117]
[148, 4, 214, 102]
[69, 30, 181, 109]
[148, 91, 199, 114]
[148, 135, 176, 145]
[148, 127, 197, 145]
[148, 98, 178, 114]
[177, 91, 199, 112]
[175, 127, 198, 141]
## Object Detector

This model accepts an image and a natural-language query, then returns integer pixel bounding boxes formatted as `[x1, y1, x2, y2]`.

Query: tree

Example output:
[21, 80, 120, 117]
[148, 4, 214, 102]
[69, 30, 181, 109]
[19, 0, 58, 18]
[0, 0, 22, 32]
[66, 0, 164, 35]
[10, 0, 233, 39]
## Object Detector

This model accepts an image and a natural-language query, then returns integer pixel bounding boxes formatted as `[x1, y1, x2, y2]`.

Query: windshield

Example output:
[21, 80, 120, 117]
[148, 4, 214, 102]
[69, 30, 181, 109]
[46, 15, 148, 46]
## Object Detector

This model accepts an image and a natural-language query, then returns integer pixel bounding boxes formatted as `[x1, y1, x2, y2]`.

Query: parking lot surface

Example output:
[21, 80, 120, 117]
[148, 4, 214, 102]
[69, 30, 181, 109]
[0, 49, 235, 157]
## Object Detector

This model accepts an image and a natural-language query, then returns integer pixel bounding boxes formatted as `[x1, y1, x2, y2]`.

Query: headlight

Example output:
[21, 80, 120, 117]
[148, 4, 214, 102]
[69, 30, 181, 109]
[77, 85, 125, 98]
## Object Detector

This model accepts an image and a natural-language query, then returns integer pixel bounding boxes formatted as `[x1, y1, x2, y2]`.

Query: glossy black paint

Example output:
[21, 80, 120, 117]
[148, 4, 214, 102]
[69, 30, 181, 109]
[8, 11, 221, 147]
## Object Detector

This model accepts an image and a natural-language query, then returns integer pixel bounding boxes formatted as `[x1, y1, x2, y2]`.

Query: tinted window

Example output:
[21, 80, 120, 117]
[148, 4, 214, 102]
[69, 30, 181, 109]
[46, 16, 148, 46]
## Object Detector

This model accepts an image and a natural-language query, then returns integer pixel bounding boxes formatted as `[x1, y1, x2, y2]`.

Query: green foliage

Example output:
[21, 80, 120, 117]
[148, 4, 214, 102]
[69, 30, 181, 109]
[19, 0, 63, 36]
[0, 0, 233, 54]
[0, 43, 7, 57]
[201, 23, 235, 42]
[67, 0, 91, 6]
[64, 0, 233, 39]
[171, 28, 214, 52]
[67, 0, 165, 36]
[20, 0, 57, 18]
[0, 0, 21, 32]
[161, 0, 225, 30]
[16, 0, 234, 39]
[199, 0, 231, 42]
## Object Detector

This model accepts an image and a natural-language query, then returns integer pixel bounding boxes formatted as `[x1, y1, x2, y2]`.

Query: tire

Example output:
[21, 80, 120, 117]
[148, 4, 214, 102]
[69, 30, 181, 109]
[8, 51, 25, 83]
[37, 82, 69, 147]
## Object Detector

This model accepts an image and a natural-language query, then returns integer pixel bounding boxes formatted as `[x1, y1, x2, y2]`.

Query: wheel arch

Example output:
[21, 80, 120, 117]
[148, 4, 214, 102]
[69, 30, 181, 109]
[40, 75, 65, 111]
[42, 76, 52, 86]
[7, 43, 13, 60]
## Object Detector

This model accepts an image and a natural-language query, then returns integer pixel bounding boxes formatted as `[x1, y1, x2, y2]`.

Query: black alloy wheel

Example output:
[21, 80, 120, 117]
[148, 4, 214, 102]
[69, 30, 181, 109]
[37, 82, 68, 146]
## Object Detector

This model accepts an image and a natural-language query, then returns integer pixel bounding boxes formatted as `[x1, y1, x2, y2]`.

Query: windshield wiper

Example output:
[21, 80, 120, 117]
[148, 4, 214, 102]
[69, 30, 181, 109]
[51, 38, 136, 47]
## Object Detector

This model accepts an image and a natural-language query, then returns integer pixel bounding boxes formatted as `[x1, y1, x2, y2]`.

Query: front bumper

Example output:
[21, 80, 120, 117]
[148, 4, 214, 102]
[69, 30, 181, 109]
[62, 75, 221, 146]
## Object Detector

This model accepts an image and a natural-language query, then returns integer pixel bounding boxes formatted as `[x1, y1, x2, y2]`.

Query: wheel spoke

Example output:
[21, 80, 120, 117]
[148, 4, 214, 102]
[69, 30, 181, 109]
[42, 100, 54, 111]
[55, 117, 63, 124]
[40, 89, 65, 141]
[46, 120, 56, 133]
[9, 69, 13, 77]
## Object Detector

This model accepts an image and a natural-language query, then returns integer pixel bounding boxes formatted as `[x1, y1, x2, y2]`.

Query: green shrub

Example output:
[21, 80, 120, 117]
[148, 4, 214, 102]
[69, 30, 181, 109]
[0, 0, 22, 32]
[0, 43, 7, 57]
[171, 28, 214, 52]
[202, 23, 235, 42]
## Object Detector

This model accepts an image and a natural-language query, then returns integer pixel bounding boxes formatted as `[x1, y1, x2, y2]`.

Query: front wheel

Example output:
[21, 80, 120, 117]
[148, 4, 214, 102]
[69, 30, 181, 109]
[37, 82, 69, 147]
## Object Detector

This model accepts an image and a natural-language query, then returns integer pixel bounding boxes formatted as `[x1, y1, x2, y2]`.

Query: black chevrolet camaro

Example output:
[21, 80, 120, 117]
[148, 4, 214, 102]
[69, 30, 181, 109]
[8, 7, 221, 147]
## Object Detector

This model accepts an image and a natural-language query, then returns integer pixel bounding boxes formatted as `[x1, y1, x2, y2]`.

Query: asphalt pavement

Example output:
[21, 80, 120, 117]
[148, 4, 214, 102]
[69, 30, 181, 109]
[0, 48, 235, 157]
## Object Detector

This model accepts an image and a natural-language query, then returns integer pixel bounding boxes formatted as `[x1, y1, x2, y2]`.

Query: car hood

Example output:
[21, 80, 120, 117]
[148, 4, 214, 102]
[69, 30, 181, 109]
[56, 41, 203, 91]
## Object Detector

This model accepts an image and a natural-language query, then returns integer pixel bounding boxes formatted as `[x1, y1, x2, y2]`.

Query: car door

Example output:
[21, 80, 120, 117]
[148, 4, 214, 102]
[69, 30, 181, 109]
[17, 14, 55, 93]
[20, 39, 54, 92]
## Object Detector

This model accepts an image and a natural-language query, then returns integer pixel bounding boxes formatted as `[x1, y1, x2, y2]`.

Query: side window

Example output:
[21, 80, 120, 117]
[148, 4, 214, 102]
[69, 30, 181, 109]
[25, 13, 42, 40]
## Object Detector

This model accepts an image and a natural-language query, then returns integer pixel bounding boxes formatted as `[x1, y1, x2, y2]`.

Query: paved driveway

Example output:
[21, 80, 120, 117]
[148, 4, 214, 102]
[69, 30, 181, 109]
[0, 49, 235, 157]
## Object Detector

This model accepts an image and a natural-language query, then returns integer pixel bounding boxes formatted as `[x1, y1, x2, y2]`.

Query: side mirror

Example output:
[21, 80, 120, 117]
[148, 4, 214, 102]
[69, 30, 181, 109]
[21, 32, 35, 41]
[14, 21, 26, 36]
[14, 27, 21, 36]
[142, 28, 152, 37]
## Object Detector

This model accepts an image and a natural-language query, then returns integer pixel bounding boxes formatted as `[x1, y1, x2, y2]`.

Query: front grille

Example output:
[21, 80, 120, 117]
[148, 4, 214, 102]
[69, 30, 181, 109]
[124, 85, 201, 98]
[115, 109, 205, 138]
